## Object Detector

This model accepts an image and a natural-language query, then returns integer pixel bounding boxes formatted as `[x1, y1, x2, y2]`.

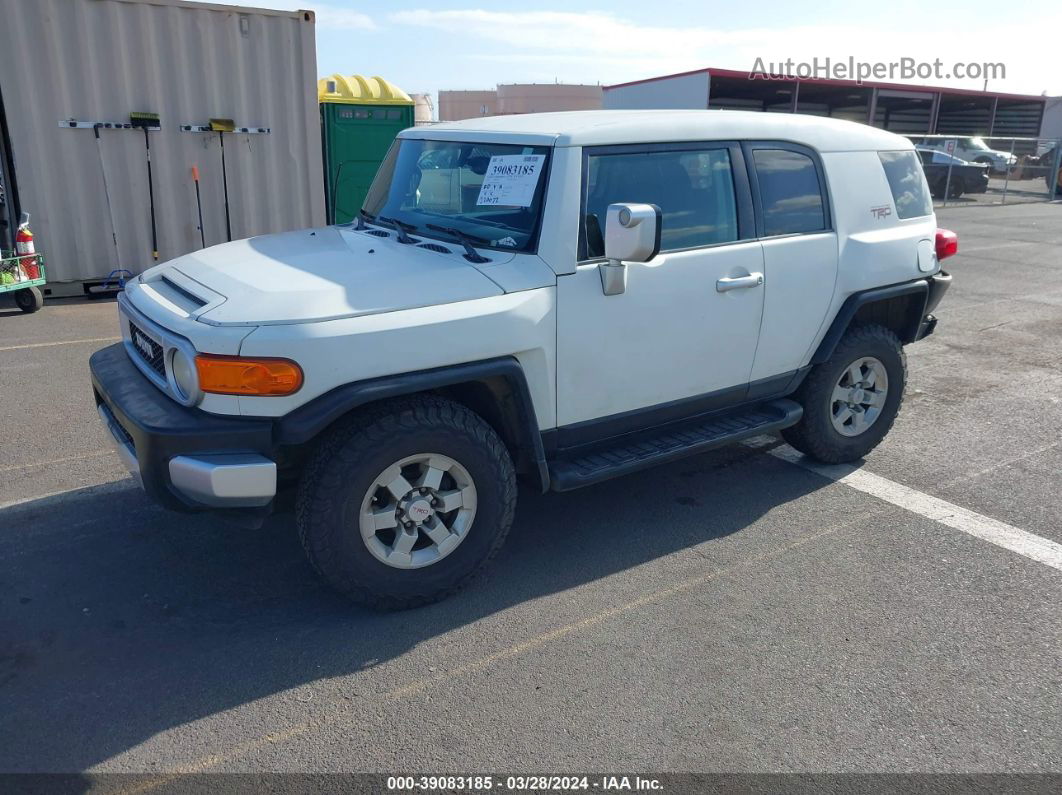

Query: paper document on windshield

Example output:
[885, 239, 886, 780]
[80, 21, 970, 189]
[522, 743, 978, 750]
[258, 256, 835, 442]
[476, 155, 546, 207]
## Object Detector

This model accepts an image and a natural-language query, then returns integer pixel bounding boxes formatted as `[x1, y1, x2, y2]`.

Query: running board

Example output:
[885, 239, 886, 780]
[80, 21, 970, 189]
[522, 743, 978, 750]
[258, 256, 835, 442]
[548, 399, 803, 492]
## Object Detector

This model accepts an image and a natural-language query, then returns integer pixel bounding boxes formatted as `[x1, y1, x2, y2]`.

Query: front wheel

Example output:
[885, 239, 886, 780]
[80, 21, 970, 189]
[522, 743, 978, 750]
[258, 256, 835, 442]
[296, 395, 516, 609]
[782, 324, 907, 463]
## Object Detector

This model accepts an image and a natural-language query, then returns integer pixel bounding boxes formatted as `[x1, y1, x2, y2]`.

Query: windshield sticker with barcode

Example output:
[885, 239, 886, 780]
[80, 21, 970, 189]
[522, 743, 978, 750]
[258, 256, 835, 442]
[476, 155, 545, 207]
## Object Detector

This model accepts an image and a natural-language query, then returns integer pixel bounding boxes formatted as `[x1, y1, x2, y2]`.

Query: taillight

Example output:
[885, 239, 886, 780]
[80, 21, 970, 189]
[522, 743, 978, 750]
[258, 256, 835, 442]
[195, 354, 303, 396]
[936, 228, 958, 261]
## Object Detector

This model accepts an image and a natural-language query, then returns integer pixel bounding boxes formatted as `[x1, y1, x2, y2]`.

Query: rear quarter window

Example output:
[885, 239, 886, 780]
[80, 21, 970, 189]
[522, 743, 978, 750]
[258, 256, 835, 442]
[879, 151, 933, 219]
[751, 149, 827, 236]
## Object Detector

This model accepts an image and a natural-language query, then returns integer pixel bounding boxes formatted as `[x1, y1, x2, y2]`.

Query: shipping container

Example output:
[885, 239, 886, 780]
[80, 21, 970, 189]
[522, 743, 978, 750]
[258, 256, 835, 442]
[0, 0, 326, 295]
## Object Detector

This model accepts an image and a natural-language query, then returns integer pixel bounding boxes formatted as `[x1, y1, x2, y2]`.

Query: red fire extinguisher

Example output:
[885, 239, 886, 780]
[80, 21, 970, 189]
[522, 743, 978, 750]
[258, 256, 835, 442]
[15, 212, 39, 280]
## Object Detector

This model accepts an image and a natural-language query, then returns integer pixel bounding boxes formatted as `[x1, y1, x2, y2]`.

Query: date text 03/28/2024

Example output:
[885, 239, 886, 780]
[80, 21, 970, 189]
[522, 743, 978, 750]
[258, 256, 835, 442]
[385, 775, 664, 791]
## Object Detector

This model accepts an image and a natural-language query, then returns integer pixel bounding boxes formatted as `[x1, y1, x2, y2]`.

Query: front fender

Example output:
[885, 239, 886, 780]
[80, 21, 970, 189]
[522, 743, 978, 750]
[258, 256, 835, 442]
[274, 357, 550, 491]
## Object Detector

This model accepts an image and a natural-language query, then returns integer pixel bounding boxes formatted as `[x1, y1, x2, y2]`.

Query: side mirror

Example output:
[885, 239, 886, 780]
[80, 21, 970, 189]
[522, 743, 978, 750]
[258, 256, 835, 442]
[600, 203, 661, 295]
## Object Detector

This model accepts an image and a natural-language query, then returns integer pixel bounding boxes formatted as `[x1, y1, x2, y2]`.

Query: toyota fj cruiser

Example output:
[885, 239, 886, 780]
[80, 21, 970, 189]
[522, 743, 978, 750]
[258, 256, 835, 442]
[91, 110, 954, 609]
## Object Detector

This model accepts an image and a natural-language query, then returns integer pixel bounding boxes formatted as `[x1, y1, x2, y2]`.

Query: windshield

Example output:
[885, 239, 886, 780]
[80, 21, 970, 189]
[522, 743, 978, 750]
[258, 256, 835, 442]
[918, 148, 964, 166]
[967, 137, 991, 151]
[361, 138, 551, 253]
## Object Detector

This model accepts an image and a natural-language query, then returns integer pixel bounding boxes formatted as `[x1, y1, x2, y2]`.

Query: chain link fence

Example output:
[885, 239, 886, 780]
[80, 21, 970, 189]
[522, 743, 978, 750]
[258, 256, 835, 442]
[907, 134, 1062, 208]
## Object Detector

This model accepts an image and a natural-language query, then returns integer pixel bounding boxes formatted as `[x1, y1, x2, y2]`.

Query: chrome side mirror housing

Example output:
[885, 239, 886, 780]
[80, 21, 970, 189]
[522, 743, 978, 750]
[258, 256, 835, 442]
[599, 203, 661, 296]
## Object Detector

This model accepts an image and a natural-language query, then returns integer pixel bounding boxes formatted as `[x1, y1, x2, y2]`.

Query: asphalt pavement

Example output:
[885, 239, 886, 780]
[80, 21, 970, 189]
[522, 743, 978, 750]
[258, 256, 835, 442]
[1, 201, 1060, 777]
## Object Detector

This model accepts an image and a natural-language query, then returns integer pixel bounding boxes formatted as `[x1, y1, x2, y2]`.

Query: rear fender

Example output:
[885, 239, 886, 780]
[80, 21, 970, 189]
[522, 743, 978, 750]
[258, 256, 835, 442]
[812, 280, 929, 364]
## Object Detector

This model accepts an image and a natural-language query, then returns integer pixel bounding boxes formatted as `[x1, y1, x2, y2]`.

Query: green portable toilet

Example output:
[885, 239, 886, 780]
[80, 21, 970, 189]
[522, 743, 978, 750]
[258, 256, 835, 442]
[319, 74, 416, 224]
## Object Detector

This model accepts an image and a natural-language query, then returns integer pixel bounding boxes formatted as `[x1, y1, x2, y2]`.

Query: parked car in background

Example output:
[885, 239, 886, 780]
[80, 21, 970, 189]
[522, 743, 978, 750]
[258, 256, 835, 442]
[916, 147, 990, 199]
[924, 137, 1016, 174]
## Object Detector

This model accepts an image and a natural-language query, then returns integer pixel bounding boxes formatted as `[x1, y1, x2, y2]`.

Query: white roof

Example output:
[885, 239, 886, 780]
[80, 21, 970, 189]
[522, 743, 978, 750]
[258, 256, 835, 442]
[404, 109, 912, 152]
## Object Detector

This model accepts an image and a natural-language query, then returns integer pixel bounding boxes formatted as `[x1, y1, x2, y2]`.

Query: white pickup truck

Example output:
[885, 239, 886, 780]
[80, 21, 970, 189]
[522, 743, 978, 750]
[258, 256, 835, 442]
[91, 110, 954, 608]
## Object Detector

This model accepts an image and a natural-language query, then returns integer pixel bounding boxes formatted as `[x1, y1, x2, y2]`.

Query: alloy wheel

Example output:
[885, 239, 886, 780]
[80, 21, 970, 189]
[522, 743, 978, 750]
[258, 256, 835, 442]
[359, 453, 478, 569]
[830, 356, 889, 437]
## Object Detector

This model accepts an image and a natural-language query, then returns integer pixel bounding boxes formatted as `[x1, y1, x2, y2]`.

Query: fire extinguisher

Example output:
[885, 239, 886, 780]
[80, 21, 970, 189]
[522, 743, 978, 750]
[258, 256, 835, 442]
[15, 212, 39, 280]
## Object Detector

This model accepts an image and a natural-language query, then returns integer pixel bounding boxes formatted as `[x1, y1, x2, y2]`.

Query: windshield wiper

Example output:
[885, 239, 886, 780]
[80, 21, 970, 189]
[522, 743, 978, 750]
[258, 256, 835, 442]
[426, 224, 490, 263]
[379, 216, 419, 244]
[355, 209, 374, 230]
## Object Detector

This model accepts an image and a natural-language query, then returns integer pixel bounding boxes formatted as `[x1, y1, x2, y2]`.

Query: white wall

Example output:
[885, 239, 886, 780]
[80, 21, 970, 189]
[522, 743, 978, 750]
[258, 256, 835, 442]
[603, 73, 710, 110]
[1041, 96, 1062, 140]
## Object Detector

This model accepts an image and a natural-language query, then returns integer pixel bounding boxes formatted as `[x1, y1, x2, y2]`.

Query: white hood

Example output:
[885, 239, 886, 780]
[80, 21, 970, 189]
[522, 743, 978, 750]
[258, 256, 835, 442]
[143, 226, 509, 326]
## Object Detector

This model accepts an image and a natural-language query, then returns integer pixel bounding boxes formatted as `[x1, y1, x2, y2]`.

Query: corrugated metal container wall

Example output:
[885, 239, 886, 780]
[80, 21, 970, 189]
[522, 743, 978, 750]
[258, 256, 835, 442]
[0, 0, 326, 293]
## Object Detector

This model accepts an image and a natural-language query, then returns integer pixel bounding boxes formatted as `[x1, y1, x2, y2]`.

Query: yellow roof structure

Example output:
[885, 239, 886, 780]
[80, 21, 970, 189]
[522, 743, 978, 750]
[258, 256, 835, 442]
[317, 74, 413, 105]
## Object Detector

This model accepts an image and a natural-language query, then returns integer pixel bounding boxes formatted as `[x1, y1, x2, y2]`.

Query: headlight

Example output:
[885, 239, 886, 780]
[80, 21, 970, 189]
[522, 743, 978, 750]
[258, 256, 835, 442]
[170, 348, 199, 401]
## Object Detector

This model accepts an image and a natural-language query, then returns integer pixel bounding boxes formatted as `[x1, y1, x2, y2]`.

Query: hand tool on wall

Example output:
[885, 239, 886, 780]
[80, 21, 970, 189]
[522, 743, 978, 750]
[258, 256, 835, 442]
[178, 121, 270, 244]
[209, 118, 236, 242]
[130, 111, 162, 261]
[93, 123, 122, 265]
[191, 165, 206, 248]
[58, 119, 133, 268]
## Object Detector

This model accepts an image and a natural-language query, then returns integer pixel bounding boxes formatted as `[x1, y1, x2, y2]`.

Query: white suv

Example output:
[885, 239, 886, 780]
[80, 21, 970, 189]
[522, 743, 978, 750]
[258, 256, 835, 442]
[925, 136, 1017, 173]
[91, 110, 954, 608]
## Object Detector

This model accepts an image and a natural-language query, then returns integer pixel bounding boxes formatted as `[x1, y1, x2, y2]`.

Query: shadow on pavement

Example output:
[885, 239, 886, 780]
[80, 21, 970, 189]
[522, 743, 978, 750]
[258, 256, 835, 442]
[0, 442, 829, 772]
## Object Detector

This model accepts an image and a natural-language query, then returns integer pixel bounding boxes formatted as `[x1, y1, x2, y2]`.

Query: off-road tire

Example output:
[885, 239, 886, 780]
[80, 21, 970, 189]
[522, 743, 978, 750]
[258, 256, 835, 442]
[782, 324, 907, 463]
[296, 395, 516, 610]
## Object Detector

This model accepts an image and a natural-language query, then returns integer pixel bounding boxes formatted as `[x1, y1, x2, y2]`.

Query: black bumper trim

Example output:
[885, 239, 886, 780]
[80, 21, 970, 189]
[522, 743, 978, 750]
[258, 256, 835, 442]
[90, 343, 274, 511]
[915, 314, 938, 341]
[915, 271, 951, 341]
[925, 270, 951, 316]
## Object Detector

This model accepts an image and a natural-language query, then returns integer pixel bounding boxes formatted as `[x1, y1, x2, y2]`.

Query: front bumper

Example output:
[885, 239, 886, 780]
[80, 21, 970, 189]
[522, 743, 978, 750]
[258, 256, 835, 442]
[91, 343, 277, 512]
[914, 270, 951, 341]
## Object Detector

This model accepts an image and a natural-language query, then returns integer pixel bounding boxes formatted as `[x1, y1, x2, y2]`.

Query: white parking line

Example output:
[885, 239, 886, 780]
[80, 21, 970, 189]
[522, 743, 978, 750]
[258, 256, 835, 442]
[0, 449, 113, 473]
[770, 446, 1062, 573]
[0, 336, 120, 352]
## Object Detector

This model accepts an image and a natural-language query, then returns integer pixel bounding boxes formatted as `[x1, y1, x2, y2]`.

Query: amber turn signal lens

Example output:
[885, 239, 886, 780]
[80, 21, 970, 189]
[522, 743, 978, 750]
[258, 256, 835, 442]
[195, 354, 303, 396]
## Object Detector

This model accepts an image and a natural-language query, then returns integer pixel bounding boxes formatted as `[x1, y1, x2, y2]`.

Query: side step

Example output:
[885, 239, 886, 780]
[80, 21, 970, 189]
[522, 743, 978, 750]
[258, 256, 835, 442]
[549, 399, 803, 492]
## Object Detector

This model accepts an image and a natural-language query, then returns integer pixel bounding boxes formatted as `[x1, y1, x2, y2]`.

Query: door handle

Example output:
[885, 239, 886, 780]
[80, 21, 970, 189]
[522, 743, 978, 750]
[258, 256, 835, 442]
[716, 273, 764, 292]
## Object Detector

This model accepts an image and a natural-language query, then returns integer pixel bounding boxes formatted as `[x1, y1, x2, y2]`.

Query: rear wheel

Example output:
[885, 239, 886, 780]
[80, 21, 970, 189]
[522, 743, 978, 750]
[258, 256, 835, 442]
[14, 286, 43, 313]
[782, 324, 906, 463]
[296, 395, 516, 609]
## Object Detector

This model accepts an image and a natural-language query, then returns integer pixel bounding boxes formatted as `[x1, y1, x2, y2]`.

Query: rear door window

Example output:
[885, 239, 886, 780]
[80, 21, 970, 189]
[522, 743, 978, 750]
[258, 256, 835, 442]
[751, 149, 827, 236]
[879, 150, 933, 219]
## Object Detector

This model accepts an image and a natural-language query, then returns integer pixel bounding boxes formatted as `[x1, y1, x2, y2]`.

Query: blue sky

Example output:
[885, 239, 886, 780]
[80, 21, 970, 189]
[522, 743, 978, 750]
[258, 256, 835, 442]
[206, 1, 1062, 99]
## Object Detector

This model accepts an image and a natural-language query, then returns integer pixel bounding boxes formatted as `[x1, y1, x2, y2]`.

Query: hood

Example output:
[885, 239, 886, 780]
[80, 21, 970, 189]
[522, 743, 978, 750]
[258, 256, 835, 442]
[145, 226, 509, 326]
[978, 148, 1014, 162]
